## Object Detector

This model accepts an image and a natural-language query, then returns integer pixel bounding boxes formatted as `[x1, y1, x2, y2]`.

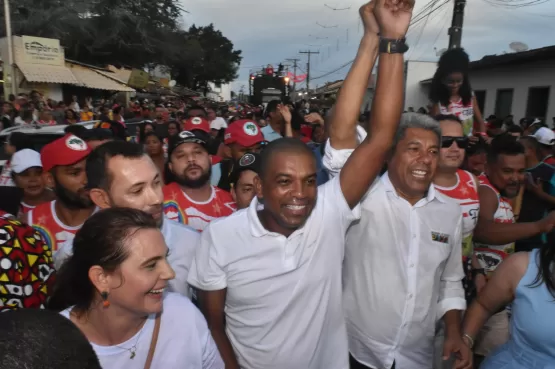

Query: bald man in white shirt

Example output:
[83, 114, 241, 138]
[187, 1, 415, 368]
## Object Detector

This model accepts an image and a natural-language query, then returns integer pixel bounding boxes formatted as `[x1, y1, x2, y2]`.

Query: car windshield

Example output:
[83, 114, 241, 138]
[0, 134, 64, 162]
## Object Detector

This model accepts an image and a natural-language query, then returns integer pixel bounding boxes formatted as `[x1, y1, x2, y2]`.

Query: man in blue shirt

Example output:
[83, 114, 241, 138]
[261, 100, 284, 142]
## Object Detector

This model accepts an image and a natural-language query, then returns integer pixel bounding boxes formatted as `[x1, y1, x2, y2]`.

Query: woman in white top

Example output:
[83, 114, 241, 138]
[429, 48, 486, 137]
[48, 208, 223, 369]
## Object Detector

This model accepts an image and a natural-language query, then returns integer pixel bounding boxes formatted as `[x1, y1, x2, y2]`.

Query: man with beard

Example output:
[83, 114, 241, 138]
[78, 141, 198, 297]
[27, 135, 95, 257]
[163, 131, 235, 231]
[472, 135, 555, 365]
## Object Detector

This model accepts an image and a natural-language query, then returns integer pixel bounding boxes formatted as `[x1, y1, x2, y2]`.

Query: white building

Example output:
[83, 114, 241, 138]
[408, 46, 555, 123]
[207, 82, 232, 102]
[404, 60, 437, 112]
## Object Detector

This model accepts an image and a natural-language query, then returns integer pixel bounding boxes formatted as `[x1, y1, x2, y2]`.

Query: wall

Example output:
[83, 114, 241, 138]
[207, 82, 232, 102]
[469, 59, 555, 123]
[18, 81, 63, 102]
[404, 60, 436, 111]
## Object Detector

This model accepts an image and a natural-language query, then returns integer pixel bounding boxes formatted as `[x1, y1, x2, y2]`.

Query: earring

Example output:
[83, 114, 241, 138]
[101, 291, 110, 308]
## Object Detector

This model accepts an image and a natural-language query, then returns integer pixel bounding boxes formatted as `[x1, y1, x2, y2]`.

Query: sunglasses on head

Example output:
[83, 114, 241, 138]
[442, 136, 468, 149]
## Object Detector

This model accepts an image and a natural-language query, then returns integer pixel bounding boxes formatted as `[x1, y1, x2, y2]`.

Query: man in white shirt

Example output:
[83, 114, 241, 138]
[187, 1, 415, 368]
[83, 141, 200, 297]
[323, 14, 469, 369]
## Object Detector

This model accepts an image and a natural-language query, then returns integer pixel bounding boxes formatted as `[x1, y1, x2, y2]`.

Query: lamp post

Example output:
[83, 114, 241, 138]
[4, 0, 16, 96]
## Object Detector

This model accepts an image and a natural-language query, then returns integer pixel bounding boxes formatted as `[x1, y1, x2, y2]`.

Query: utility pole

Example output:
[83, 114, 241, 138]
[299, 51, 319, 94]
[448, 0, 466, 49]
[4, 0, 16, 97]
[286, 58, 300, 93]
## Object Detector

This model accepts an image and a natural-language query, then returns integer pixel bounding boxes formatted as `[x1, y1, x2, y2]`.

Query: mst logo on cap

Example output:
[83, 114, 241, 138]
[243, 122, 259, 136]
[191, 117, 203, 125]
[239, 153, 256, 167]
[65, 135, 87, 151]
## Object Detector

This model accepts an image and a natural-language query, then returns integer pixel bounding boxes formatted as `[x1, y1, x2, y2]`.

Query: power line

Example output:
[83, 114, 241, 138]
[312, 0, 448, 81]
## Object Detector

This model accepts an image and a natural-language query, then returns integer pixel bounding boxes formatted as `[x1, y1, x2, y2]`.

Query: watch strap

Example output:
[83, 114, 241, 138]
[379, 37, 409, 54]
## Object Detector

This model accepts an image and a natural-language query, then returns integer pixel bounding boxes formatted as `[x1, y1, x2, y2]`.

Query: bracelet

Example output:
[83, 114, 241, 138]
[462, 333, 475, 348]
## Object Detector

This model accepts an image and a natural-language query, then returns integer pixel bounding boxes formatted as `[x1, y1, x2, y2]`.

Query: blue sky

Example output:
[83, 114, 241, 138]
[180, 0, 555, 92]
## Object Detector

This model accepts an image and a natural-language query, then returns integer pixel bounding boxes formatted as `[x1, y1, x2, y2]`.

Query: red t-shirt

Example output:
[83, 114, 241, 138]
[27, 201, 82, 252]
[162, 182, 236, 231]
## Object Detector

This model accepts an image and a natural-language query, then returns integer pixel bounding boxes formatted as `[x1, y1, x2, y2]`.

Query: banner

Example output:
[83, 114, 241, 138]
[128, 69, 150, 89]
[21, 36, 64, 66]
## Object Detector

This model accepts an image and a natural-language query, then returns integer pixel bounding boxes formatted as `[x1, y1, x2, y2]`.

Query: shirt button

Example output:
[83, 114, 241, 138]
[408, 294, 413, 299]
[410, 264, 415, 268]
[412, 234, 416, 239]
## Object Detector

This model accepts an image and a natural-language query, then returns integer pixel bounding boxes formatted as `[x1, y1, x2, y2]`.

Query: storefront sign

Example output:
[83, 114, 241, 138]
[21, 36, 64, 66]
[128, 69, 150, 89]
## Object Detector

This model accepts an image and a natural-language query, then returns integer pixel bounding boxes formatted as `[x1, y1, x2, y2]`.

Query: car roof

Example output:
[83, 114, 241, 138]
[0, 121, 100, 137]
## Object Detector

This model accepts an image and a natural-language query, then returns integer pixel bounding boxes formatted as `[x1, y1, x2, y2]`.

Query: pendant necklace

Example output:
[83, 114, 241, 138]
[114, 322, 146, 359]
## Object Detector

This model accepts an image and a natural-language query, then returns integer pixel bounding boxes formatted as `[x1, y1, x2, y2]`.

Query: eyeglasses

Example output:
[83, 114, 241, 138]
[441, 136, 468, 149]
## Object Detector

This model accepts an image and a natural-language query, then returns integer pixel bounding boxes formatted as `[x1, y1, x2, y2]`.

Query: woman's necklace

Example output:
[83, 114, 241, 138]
[113, 321, 147, 359]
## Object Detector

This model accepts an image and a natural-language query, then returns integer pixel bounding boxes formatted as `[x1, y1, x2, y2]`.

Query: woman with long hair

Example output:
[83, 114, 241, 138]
[462, 242, 555, 368]
[429, 48, 486, 137]
[48, 208, 223, 369]
[64, 109, 79, 125]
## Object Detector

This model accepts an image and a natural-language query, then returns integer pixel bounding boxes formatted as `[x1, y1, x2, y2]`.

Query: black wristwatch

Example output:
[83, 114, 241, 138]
[472, 268, 486, 278]
[379, 37, 409, 54]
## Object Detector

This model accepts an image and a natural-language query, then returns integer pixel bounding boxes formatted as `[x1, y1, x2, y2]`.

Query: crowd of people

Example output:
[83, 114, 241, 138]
[2, 1, 555, 369]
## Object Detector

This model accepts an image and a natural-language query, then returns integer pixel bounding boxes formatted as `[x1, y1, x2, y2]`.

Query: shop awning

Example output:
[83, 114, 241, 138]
[17, 63, 80, 84]
[68, 64, 135, 92]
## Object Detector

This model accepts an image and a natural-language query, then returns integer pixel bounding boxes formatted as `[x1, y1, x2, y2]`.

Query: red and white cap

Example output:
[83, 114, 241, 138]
[41, 134, 91, 172]
[224, 120, 265, 147]
[183, 117, 210, 133]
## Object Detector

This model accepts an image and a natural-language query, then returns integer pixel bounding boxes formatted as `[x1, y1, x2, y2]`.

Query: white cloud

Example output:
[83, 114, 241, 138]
[181, 0, 555, 92]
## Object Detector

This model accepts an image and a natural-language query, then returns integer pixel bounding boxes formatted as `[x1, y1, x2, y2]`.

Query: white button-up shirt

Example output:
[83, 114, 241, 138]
[324, 139, 466, 369]
[53, 216, 199, 298]
[187, 176, 360, 369]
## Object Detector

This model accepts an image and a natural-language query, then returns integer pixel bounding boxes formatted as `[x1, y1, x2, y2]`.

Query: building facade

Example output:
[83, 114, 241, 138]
[207, 82, 231, 102]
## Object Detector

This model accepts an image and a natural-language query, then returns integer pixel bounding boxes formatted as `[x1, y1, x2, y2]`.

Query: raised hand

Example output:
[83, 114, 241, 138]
[359, 1, 380, 35]
[374, 0, 415, 39]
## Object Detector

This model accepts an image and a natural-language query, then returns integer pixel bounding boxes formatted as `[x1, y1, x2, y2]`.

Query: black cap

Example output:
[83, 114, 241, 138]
[167, 130, 207, 157]
[229, 153, 261, 186]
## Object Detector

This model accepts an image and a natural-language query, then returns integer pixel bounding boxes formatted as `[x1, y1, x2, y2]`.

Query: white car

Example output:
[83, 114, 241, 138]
[0, 121, 100, 169]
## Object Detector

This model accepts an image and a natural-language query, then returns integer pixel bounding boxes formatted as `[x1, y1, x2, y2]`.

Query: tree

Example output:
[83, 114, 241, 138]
[2, 0, 185, 68]
[169, 24, 242, 94]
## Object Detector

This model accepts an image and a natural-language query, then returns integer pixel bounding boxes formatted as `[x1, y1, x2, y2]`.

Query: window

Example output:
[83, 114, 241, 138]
[526, 87, 550, 119]
[215, 82, 222, 89]
[474, 90, 486, 114]
[495, 89, 513, 118]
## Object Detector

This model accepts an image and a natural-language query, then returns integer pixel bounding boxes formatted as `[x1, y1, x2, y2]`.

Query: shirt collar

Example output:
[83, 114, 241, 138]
[248, 197, 269, 237]
[381, 171, 445, 205]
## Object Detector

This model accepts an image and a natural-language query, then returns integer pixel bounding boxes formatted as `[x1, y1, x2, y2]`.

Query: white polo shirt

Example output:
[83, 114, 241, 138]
[54, 217, 200, 298]
[187, 176, 360, 369]
[324, 139, 466, 369]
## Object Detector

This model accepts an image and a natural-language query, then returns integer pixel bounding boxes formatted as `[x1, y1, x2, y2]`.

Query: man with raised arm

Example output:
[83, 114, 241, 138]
[186, 1, 414, 368]
[323, 1, 471, 369]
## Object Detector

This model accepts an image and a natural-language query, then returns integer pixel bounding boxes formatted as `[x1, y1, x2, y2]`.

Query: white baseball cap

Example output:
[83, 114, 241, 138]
[531, 127, 555, 146]
[210, 117, 228, 131]
[11, 149, 42, 174]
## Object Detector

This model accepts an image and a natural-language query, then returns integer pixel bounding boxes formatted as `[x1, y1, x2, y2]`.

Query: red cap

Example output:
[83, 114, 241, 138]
[183, 117, 210, 133]
[41, 134, 91, 172]
[224, 120, 265, 147]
